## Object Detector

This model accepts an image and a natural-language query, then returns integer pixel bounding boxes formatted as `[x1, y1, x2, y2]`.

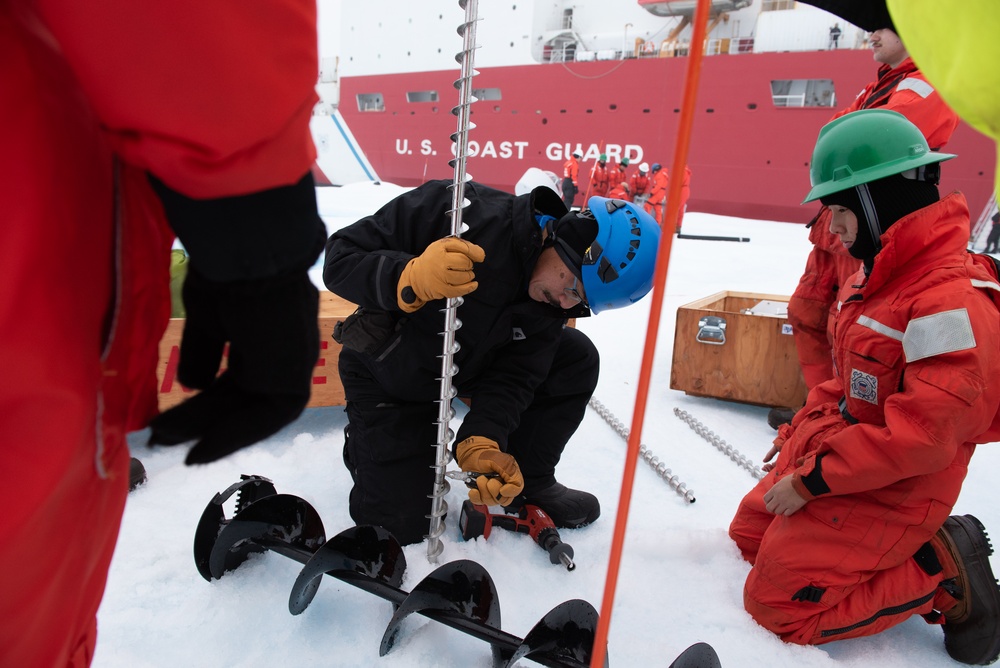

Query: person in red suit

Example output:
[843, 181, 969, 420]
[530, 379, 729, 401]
[588, 153, 610, 199]
[630, 162, 652, 206]
[561, 151, 581, 209]
[773, 22, 959, 429]
[606, 157, 629, 195]
[607, 181, 631, 200]
[644, 163, 669, 225]
[732, 109, 1000, 667]
[1, 2, 325, 665]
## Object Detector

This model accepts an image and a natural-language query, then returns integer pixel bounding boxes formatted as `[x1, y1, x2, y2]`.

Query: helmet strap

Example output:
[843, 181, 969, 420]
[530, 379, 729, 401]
[857, 183, 882, 255]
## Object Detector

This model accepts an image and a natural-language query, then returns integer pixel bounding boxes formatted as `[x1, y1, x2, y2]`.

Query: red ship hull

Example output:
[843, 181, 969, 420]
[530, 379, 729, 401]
[340, 50, 996, 223]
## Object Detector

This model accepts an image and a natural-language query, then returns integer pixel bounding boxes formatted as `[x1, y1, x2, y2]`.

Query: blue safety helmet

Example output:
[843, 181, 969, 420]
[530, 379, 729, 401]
[581, 197, 661, 313]
[651, 163, 662, 172]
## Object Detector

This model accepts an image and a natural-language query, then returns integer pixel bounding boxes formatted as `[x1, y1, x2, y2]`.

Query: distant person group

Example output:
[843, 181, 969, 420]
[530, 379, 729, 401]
[561, 152, 691, 231]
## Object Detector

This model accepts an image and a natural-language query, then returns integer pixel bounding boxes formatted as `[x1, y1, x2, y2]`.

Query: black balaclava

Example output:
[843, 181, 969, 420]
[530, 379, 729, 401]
[546, 210, 599, 279]
[820, 172, 940, 265]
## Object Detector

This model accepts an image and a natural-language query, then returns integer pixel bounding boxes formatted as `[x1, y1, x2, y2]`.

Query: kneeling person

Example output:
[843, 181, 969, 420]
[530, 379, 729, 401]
[324, 181, 660, 545]
[729, 110, 1000, 665]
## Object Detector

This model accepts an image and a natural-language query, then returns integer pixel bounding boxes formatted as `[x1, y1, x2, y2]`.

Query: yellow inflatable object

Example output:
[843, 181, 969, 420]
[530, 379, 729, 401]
[887, 0, 1000, 196]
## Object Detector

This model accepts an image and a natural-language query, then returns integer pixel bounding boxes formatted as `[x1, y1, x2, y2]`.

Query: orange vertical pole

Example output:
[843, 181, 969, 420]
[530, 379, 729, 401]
[588, 2, 711, 666]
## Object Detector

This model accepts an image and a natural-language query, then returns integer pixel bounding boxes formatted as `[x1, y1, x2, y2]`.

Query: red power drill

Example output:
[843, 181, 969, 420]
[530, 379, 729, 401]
[459, 500, 576, 571]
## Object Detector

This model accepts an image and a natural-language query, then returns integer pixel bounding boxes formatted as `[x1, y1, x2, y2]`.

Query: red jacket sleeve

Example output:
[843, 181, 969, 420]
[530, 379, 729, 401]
[832, 62, 958, 150]
[35, 0, 319, 198]
[877, 71, 959, 150]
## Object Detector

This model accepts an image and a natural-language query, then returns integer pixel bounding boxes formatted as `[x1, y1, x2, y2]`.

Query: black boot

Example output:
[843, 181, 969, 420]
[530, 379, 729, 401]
[129, 457, 147, 492]
[513, 482, 600, 529]
[937, 515, 1000, 665]
[767, 407, 795, 430]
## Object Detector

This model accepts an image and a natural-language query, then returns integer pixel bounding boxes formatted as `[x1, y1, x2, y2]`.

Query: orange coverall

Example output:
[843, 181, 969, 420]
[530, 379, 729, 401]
[788, 57, 959, 390]
[1, 2, 319, 665]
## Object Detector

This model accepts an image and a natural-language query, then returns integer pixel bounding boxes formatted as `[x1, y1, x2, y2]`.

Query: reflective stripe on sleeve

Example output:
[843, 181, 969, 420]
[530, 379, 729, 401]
[902, 308, 976, 362]
[896, 77, 934, 98]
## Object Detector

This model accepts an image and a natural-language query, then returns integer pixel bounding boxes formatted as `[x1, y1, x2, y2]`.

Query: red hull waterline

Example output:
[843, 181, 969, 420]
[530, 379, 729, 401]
[339, 50, 996, 223]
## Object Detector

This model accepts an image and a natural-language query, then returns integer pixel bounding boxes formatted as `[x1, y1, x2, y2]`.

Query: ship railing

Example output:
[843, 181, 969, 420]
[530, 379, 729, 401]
[772, 93, 807, 108]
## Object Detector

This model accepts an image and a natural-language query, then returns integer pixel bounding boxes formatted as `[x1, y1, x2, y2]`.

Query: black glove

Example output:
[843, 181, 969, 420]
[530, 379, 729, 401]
[147, 172, 324, 464]
[148, 266, 319, 463]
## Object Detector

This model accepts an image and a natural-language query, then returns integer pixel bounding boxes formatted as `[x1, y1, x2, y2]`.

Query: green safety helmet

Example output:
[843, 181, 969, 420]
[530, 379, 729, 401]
[803, 109, 956, 204]
[599, 153, 607, 162]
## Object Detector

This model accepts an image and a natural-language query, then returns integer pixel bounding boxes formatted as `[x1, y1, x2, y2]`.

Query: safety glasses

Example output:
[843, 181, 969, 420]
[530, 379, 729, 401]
[564, 275, 589, 309]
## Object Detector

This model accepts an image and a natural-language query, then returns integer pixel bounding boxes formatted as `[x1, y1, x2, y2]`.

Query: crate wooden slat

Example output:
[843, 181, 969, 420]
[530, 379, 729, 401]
[156, 291, 357, 411]
[669, 290, 807, 408]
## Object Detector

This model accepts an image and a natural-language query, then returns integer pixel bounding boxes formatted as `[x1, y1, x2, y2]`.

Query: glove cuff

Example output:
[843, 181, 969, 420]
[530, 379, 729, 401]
[150, 171, 325, 283]
[397, 258, 427, 313]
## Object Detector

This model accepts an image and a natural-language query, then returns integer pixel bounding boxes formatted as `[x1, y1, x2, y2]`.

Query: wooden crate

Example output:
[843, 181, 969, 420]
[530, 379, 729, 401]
[156, 291, 357, 411]
[669, 291, 807, 408]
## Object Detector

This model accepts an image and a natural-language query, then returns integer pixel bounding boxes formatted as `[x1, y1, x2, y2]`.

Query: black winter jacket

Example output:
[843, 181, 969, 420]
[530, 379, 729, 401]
[323, 179, 585, 448]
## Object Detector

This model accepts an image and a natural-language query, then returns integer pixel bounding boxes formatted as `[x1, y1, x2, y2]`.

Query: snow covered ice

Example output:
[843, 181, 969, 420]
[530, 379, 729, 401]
[94, 182, 1000, 668]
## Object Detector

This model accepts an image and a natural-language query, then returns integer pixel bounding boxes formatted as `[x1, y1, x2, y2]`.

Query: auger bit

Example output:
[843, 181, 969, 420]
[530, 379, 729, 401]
[380, 559, 506, 666]
[505, 598, 607, 668]
[193, 475, 326, 581]
[288, 524, 407, 615]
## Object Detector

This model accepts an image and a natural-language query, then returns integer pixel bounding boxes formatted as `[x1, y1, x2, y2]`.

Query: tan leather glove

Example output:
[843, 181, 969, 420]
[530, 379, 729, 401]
[455, 436, 524, 506]
[397, 237, 486, 313]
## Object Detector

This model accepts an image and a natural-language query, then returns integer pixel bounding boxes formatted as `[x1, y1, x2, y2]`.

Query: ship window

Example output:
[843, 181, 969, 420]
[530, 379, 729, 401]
[407, 90, 439, 103]
[761, 0, 795, 10]
[472, 88, 502, 101]
[770, 79, 836, 108]
[356, 93, 384, 112]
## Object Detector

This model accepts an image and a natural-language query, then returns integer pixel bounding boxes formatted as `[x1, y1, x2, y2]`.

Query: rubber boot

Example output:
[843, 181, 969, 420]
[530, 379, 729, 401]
[934, 515, 1000, 665]
[129, 457, 147, 492]
[513, 482, 599, 529]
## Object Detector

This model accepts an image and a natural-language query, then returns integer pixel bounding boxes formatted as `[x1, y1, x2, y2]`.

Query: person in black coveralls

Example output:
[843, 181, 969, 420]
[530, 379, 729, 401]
[323, 180, 660, 544]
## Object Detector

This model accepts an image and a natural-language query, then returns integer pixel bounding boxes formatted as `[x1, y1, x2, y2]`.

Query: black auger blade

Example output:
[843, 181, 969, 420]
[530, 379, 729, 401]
[667, 642, 722, 668]
[380, 559, 506, 667]
[194, 475, 278, 581]
[194, 480, 608, 667]
[505, 599, 606, 668]
[288, 525, 406, 615]
[194, 478, 325, 581]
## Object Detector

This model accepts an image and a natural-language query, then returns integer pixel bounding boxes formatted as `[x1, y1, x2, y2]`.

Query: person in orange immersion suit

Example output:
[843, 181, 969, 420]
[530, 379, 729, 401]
[673, 164, 692, 233]
[730, 110, 1000, 666]
[589, 153, 610, 199]
[643, 162, 668, 225]
[1, 2, 326, 666]
[606, 156, 629, 194]
[607, 181, 631, 200]
[773, 20, 960, 429]
[630, 162, 652, 206]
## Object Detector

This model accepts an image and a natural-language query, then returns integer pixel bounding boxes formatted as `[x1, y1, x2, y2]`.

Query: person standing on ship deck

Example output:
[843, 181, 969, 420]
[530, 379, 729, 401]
[828, 23, 842, 50]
